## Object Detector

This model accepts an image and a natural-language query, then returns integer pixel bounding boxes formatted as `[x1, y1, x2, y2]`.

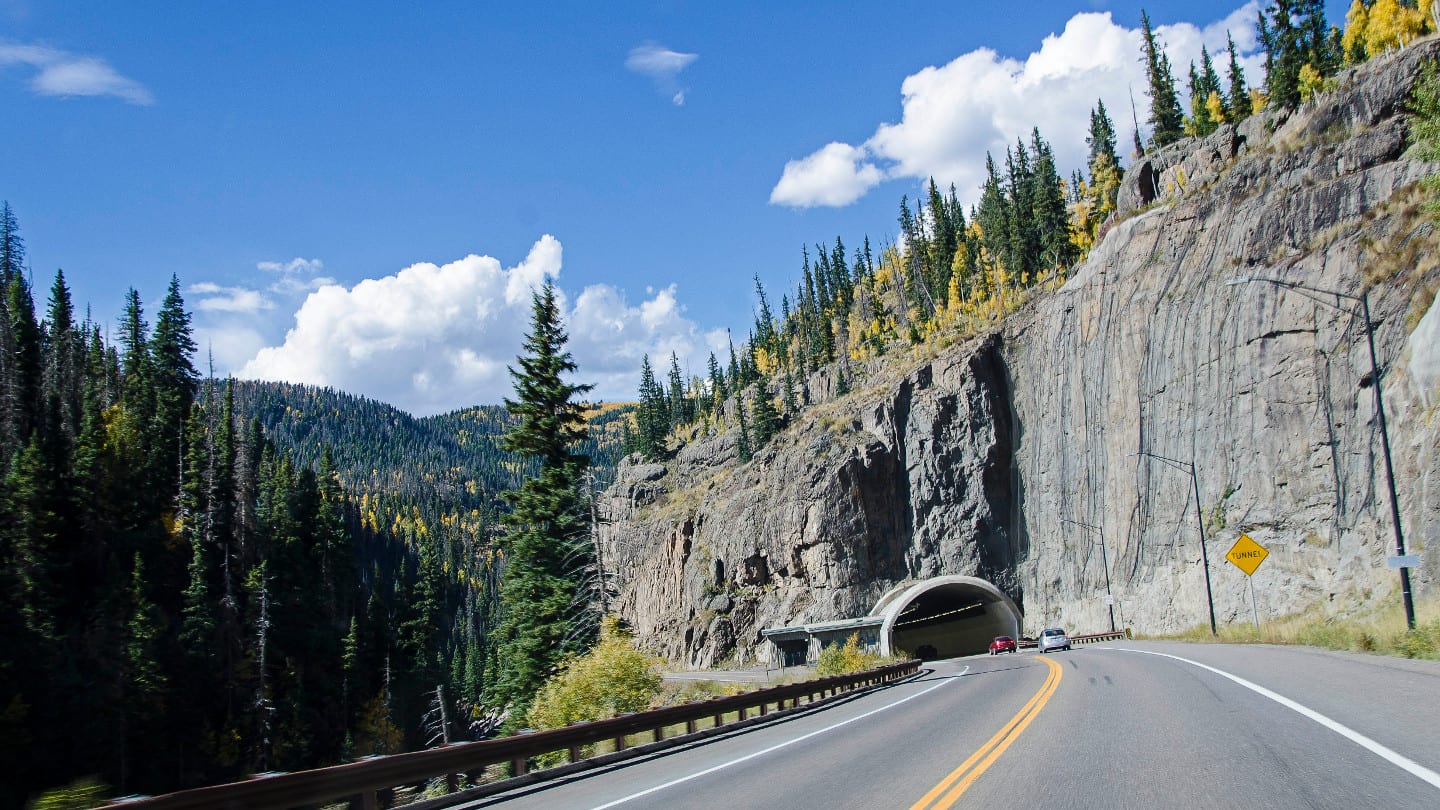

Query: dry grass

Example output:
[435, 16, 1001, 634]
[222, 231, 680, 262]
[1153, 597, 1440, 659]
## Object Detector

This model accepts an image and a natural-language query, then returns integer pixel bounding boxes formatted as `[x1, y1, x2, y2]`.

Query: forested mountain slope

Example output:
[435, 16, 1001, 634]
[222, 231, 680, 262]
[227, 380, 630, 512]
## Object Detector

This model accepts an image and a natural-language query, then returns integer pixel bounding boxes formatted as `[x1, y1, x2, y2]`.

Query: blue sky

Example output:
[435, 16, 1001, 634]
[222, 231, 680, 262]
[0, 1, 1349, 414]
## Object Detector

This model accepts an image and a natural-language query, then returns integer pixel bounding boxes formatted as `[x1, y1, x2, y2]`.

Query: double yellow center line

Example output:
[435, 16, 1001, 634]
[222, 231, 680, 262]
[909, 655, 1063, 810]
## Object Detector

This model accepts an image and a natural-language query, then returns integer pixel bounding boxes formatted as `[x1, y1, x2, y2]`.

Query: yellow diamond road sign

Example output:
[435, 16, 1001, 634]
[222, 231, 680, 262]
[1226, 534, 1269, 576]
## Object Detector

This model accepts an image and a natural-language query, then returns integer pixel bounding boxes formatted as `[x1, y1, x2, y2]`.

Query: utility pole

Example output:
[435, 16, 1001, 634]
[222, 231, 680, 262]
[1227, 276, 1415, 630]
[1134, 451, 1217, 636]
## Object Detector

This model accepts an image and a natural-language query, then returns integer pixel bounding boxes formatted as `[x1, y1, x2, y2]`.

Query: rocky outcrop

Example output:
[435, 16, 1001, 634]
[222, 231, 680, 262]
[600, 334, 1021, 666]
[599, 39, 1440, 666]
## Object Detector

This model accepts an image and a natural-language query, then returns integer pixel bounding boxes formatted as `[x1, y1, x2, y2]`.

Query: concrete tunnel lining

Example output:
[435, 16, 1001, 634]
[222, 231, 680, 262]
[875, 576, 1021, 659]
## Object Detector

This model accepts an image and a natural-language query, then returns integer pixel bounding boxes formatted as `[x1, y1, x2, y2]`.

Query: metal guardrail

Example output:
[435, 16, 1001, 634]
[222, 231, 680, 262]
[1015, 630, 1130, 649]
[107, 659, 920, 810]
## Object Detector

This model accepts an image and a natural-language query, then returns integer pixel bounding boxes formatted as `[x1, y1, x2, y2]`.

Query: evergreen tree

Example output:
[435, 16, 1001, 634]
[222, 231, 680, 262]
[634, 355, 666, 458]
[975, 153, 1010, 278]
[6, 268, 43, 451]
[1029, 129, 1077, 271]
[1141, 9, 1186, 147]
[1264, 0, 1305, 109]
[1187, 48, 1224, 136]
[707, 352, 726, 414]
[751, 386, 780, 449]
[43, 270, 85, 443]
[1005, 139, 1039, 281]
[1086, 100, 1124, 230]
[150, 276, 199, 497]
[666, 352, 688, 429]
[0, 202, 22, 281]
[492, 281, 593, 718]
[1225, 31, 1253, 120]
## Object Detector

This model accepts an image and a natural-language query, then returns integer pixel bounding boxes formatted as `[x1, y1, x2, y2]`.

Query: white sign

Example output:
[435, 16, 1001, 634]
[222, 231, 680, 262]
[1103, 595, 1115, 606]
[1387, 554, 1420, 569]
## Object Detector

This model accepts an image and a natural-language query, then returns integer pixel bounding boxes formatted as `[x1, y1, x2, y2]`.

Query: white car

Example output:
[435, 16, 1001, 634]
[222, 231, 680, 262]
[1037, 628, 1071, 653]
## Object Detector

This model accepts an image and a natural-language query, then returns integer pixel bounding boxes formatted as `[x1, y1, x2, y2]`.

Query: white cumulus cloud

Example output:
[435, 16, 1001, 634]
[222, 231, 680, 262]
[770, 4, 1266, 209]
[0, 43, 153, 104]
[626, 42, 698, 106]
[235, 236, 716, 415]
[769, 142, 885, 208]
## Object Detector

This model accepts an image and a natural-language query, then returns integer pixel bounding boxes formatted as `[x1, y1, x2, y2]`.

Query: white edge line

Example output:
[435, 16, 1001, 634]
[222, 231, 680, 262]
[1110, 647, 1440, 791]
[587, 666, 969, 810]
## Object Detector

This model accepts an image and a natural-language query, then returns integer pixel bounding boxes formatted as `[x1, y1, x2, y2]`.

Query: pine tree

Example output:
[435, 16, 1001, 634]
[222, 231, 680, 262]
[975, 154, 1010, 278]
[666, 352, 688, 429]
[1225, 32, 1253, 120]
[1141, 9, 1186, 147]
[1187, 48, 1224, 136]
[6, 268, 43, 451]
[1029, 129, 1076, 271]
[43, 269, 85, 444]
[634, 355, 666, 458]
[707, 352, 726, 414]
[751, 386, 780, 449]
[1264, 0, 1305, 109]
[151, 276, 199, 497]
[1086, 100, 1123, 231]
[492, 281, 593, 718]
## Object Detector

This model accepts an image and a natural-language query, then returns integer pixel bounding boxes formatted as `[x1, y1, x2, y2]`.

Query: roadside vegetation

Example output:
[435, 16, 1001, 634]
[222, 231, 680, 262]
[815, 633, 908, 676]
[1157, 598, 1440, 659]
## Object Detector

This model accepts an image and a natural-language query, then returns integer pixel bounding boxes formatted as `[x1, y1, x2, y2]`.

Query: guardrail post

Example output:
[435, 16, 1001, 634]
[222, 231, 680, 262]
[687, 718, 697, 734]
[511, 757, 527, 777]
[653, 726, 664, 743]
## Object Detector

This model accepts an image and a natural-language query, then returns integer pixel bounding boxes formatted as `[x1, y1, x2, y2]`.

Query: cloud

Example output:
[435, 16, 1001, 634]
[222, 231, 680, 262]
[0, 43, 153, 104]
[770, 4, 1266, 208]
[769, 142, 885, 208]
[257, 257, 325, 275]
[626, 42, 698, 106]
[235, 236, 715, 415]
[189, 282, 274, 314]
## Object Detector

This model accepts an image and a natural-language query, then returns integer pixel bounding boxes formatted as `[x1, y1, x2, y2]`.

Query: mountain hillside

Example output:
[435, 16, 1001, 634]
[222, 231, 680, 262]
[226, 380, 631, 511]
[597, 38, 1440, 667]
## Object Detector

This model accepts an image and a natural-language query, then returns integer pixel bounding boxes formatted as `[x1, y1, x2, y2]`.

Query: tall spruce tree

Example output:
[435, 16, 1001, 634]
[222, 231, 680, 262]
[1225, 32, 1253, 121]
[1264, 0, 1305, 109]
[1141, 9, 1186, 147]
[491, 281, 593, 719]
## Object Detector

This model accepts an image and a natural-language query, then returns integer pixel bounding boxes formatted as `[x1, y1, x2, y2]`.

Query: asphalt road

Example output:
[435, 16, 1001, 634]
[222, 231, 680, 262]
[458, 642, 1440, 809]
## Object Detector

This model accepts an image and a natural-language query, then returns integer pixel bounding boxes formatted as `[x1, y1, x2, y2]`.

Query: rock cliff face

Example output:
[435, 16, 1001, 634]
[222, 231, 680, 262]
[598, 41, 1440, 667]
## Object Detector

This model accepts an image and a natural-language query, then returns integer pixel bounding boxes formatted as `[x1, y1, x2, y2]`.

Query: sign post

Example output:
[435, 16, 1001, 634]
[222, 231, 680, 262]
[1225, 534, 1269, 629]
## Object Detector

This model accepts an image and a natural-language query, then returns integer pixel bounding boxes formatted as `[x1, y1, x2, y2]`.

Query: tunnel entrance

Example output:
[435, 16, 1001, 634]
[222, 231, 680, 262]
[874, 576, 1021, 659]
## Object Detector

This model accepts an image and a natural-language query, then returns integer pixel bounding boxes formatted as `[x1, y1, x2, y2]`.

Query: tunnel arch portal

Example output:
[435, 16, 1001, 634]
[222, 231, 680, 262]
[874, 576, 1021, 659]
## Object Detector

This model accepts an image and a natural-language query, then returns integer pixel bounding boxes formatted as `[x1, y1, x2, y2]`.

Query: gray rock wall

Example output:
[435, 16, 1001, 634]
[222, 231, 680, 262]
[1009, 40, 1440, 634]
[598, 39, 1440, 665]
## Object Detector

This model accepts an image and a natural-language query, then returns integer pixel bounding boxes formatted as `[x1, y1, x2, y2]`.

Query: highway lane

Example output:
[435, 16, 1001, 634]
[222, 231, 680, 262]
[458, 642, 1440, 809]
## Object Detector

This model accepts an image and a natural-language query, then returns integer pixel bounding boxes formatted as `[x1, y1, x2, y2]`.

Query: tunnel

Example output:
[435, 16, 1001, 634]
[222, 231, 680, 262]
[873, 576, 1021, 659]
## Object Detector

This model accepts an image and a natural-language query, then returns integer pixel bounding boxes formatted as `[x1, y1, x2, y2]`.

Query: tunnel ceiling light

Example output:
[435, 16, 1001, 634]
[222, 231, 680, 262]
[893, 602, 983, 629]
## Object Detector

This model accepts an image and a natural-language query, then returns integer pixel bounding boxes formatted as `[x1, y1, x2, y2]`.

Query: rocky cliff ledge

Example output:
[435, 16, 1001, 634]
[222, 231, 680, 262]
[598, 40, 1440, 667]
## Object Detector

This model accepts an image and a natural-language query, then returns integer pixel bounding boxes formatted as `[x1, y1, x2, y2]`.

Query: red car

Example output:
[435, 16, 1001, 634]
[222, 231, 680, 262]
[989, 635, 1017, 655]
